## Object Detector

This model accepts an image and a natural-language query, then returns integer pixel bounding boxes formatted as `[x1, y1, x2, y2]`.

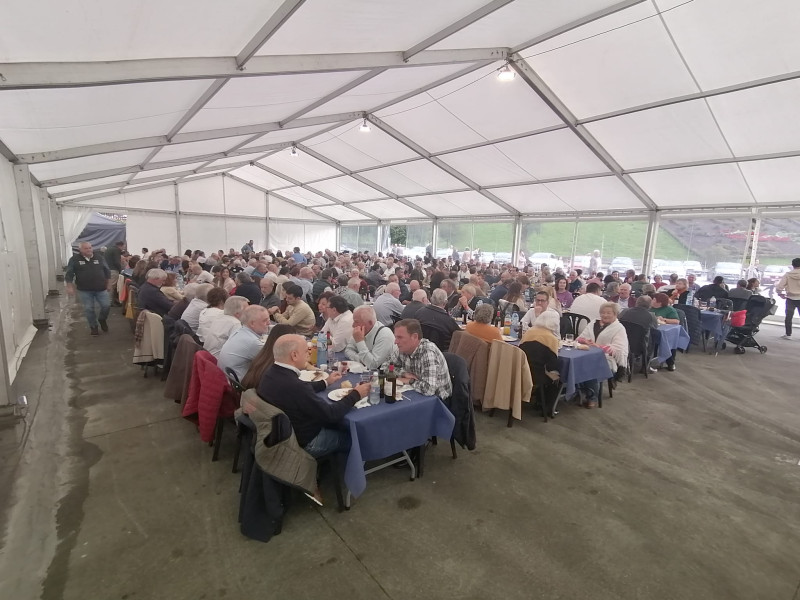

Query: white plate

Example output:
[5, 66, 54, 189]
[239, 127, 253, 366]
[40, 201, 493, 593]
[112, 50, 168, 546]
[354, 398, 370, 409]
[328, 388, 351, 401]
[502, 335, 517, 342]
[336, 361, 366, 374]
[299, 370, 329, 382]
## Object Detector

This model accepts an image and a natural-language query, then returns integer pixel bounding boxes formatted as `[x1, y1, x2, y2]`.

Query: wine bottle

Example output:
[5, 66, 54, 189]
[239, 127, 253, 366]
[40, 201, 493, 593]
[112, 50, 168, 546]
[386, 364, 397, 403]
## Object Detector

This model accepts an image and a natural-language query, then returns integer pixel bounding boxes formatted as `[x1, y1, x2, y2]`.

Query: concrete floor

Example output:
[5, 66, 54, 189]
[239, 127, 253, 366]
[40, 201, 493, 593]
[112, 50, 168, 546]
[2, 295, 800, 600]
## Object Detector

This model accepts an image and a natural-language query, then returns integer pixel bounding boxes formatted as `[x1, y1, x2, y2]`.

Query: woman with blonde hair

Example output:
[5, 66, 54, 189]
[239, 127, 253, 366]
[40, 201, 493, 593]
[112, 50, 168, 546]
[160, 271, 185, 302]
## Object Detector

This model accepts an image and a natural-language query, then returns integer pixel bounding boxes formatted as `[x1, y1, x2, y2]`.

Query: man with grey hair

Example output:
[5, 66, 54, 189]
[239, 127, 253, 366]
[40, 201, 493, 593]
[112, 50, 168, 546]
[217, 305, 270, 380]
[416, 288, 460, 351]
[400, 288, 429, 320]
[344, 305, 395, 369]
[336, 275, 364, 309]
[373, 281, 404, 326]
[189, 263, 213, 284]
[257, 334, 370, 458]
[65, 241, 112, 335]
[136, 267, 174, 317]
[181, 282, 214, 332]
[203, 295, 247, 358]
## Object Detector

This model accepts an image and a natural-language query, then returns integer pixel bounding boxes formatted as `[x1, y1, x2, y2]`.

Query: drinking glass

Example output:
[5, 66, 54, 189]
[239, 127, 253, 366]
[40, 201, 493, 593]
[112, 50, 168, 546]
[564, 334, 574, 347]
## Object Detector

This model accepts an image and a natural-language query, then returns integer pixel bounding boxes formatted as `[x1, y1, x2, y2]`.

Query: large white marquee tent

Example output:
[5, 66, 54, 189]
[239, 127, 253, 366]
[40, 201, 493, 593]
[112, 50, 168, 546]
[1, 0, 800, 398]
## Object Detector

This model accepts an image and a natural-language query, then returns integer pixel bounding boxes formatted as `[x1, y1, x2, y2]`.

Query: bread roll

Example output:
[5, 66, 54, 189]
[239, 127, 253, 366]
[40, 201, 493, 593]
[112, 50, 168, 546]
[340, 380, 353, 389]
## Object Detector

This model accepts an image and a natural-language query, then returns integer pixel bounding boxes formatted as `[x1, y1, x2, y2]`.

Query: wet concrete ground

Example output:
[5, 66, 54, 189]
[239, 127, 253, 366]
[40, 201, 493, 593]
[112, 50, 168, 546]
[1, 295, 800, 600]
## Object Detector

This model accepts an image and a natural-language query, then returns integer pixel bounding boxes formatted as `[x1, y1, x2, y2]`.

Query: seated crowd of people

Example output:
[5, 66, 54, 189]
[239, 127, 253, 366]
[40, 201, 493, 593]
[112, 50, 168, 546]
[102, 241, 776, 461]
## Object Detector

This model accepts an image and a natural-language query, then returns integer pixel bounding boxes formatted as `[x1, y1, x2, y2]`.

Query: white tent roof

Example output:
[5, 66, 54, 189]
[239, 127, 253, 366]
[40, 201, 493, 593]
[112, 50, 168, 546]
[3, 0, 800, 221]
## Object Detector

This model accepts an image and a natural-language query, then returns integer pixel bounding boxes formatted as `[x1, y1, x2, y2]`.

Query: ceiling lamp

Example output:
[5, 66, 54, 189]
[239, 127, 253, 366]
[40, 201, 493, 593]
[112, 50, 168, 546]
[360, 118, 371, 132]
[289, 146, 298, 157]
[497, 63, 516, 82]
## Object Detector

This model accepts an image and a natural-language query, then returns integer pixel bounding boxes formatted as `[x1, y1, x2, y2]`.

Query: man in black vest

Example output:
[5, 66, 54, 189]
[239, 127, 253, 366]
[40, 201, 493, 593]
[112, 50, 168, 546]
[66, 241, 111, 336]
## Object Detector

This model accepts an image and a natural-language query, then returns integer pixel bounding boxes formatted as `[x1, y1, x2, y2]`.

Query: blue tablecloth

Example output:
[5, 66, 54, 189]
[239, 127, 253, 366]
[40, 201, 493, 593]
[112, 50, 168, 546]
[317, 373, 454, 498]
[558, 346, 613, 396]
[700, 310, 724, 338]
[656, 324, 691, 363]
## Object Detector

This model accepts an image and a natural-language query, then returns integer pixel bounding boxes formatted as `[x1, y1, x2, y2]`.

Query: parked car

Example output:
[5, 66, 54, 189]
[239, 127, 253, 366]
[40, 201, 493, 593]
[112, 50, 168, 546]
[529, 252, 563, 272]
[683, 260, 706, 278]
[571, 255, 592, 272]
[709, 261, 743, 285]
[656, 260, 686, 279]
[493, 252, 512, 265]
[761, 264, 790, 296]
[609, 256, 635, 274]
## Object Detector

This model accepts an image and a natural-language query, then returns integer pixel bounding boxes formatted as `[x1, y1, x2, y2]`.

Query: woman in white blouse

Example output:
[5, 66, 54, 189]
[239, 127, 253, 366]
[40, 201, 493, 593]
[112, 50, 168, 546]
[576, 302, 629, 408]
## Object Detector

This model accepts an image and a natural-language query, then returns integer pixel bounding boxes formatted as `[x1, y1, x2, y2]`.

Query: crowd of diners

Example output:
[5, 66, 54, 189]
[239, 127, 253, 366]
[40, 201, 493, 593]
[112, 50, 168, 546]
[66, 239, 782, 463]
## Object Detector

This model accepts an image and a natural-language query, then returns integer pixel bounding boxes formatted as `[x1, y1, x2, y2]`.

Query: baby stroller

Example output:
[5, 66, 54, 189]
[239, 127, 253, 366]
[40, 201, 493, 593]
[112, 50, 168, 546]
[725, 295, 776, 354]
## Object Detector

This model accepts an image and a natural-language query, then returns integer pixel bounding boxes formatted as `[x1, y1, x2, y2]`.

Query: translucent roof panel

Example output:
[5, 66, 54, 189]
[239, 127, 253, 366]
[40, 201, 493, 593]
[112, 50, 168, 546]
[0, 80, 210, 154]
[204, 152, 271, 170]
[131, 162, 207, 182]
[48, 174, 134, 196]
[585, 100, 733, 169]
[268, 195, 330, 222]
[739, 158, 800, 204]
[525, 3, 698, 118]
[276, 186, 334, 207]
[354, 200, 427, 220]
[424, 64, 563, 139]
[228, 166, 295, 191]
[256, 0, 489, 55]
[491, 177, 645, 213]
[0, 0, 286, 61]
[256, 150, 343, 182]
[432, 0, 625, 50]
[312, 204, 374, 222]
[302, 123, 419, 171]
[631, 164, 755, 207]
[406, 191, 506, 217]
[375, 64, 563, 151]
[181, 71, 369, 133]
[490, 183, 590, 214]
[490, 129, 610, 179]
[438, 145, 536, 187]
[239, 123, 340, 149]
[304, 64, 474, 118]
[152, 136, 254, 163]
[359, 160, 466, 195]
[307, 176, 386, 202]
[662, 0, 800, 90]
[30, 149, 152, 182]
[708, 79, 800, 157]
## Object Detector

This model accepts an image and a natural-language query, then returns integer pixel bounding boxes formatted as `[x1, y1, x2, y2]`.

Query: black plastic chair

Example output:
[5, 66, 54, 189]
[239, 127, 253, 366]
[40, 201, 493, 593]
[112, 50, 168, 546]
[420, 322, 451, 353]
[519, 341, 563, 422]
[674, 304, 704, 352]
[562, 313, 590, 338]
[621, 321, 651, 382]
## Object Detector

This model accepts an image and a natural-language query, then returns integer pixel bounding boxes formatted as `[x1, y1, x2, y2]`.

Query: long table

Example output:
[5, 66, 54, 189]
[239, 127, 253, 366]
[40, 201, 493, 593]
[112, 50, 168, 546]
[317, 371, 454, 503]
[656, 323, 691, 363]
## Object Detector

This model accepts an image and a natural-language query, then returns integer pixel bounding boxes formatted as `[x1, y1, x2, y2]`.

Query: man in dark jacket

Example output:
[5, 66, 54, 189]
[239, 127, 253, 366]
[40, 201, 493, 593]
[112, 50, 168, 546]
[400, 289, 429, 320]
[66, 241, 111, 335]
[695, 276, 729, 302]
[233, 272, 261, 306]
[136, 268, 175, 317]
[416, 289, 460, 352]
[257, 335, 370, 458]
[259, 278, 281, 310]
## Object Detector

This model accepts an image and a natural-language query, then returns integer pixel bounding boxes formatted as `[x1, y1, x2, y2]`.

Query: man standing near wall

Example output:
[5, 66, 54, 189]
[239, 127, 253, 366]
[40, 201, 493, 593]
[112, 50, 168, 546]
[65, 241, 111, 336]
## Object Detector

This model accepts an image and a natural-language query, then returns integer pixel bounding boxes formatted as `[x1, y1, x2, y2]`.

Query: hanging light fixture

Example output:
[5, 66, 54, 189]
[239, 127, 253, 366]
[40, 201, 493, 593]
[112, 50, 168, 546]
[497, 63, 516, 82]
[289, 146, 298, 157]
[360, 118, 371, 132]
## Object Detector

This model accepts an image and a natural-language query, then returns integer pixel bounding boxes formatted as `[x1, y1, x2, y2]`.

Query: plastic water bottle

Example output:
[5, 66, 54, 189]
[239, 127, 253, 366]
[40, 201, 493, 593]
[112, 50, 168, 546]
[317, 334, 327, 367]
[686, 289, 694, 306]
[369, 372, 380, 405]
[510, 312, 520, 340]
[709, 296, 716, 310]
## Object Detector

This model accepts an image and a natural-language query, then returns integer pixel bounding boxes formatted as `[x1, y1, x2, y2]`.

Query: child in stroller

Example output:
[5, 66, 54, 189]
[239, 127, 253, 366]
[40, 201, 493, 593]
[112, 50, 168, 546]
[725, 294, 777, 354]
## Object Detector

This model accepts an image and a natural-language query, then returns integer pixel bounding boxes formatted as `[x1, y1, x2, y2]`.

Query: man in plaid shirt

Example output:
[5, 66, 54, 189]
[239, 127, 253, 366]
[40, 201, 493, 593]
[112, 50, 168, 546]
[389, 319, 452, 398]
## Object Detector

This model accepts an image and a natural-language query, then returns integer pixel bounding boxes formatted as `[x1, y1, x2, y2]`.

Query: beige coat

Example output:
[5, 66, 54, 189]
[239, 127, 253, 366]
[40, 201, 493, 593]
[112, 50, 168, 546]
[483, 340, 533, 421]
[448, 330, 489, 407]
[242, 390, 318, 495]
[133, 310, 164, 364]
